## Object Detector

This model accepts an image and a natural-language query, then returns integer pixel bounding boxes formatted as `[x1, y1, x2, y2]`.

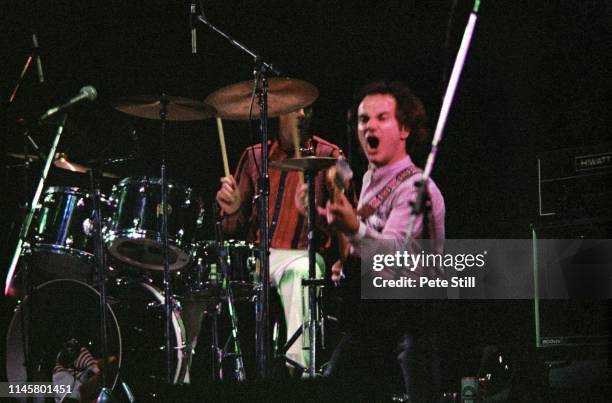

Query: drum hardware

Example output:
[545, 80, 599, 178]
[159, 94, 173, 385]
[212, 203, 246, 381]
[89, 162, 117, 402]
[270, 156, 337, 377]
[209, 301, 224, 381]
[8, 152, 120, 178]
[197, 8, 276, 379]
[111, 93, 214, 384]
[198, 4, 321, 376]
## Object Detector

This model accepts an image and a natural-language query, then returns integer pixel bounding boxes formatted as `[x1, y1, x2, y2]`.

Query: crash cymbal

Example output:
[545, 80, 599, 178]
[270, 156, 337, 172]
[112, 95, 217, 121]
[204, 78, 319, 120]
[7, 152, 119, 178]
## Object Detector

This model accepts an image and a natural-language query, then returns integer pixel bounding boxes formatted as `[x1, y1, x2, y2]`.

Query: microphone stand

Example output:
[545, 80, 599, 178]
[4, 36, 49, 402]
[5, 114, 68, 295]
[7, 34, 41, 104]
[197, 9, 280, 379]
[402, 0, 481, 248]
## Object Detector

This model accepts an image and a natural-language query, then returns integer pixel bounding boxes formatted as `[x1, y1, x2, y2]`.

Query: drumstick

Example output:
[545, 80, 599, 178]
[216, 117, 230, 178]
[290, 117, 304, 183]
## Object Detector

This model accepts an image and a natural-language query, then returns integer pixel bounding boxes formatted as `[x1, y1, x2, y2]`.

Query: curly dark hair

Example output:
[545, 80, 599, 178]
[352, 80, 429, 150]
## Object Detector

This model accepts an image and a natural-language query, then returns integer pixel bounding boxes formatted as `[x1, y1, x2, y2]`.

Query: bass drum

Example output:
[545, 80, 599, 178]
[5, 279, 188, 400]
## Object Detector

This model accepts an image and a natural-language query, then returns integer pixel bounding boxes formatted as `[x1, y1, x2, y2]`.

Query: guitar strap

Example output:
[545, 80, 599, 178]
[340, 166, 422, 302]
[356, 165, 422, 219]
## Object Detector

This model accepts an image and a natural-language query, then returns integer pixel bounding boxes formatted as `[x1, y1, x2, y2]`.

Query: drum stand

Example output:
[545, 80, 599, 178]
[206, 297, 245, 383]
[89, 165, 115, 403]
[211, 205, 247, 382]
[209, 302, 223, 380]
[276, 169, 325, 377]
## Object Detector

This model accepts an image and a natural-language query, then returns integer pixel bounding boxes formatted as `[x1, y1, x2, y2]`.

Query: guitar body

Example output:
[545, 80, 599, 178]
[324, 160, 354, 264]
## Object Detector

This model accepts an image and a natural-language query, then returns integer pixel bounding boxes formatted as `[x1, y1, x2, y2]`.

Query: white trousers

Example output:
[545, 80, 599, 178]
[182, 248, 325, 370]
[269, 248, 324, 368]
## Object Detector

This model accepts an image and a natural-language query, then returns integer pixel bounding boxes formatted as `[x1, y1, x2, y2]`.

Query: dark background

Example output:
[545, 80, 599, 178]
[1, 0, 610, 394]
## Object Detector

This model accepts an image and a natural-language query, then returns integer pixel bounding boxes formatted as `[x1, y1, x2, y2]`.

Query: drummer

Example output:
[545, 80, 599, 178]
[216, 105, 344, 374]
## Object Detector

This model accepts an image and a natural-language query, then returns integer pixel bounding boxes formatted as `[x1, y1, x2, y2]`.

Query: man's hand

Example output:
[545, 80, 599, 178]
[326, 191, 360, 236]
[216, 176, 242, 215]
[295, 183, 308, 216]
[331, 259, 345, 284]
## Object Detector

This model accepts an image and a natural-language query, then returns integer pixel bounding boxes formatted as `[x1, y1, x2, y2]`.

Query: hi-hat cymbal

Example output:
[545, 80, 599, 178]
[7, 152, 119, 178]
[270, 156, 337, 172]
[112, 95, 217, 121]
[204, 78, 319, 120]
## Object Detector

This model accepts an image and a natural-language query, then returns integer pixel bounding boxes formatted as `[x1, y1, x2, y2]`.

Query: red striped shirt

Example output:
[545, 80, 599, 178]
[222, 135, 341, 249]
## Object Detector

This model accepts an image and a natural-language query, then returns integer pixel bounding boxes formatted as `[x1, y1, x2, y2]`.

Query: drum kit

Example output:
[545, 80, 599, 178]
[4, 3, 341, 398]
[4, 73, 338, 399]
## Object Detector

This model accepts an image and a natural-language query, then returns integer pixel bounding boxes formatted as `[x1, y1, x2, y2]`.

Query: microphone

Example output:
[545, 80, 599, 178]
[40, 86, 97, 121]
[190, 0, 197, 53]
[32, 34, 44, 83]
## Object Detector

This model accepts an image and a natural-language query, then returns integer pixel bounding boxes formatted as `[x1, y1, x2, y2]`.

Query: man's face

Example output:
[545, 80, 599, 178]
[357, 94, 409, 167]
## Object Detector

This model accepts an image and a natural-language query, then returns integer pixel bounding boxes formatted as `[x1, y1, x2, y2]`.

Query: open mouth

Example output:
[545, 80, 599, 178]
[366, 136, 379, 149]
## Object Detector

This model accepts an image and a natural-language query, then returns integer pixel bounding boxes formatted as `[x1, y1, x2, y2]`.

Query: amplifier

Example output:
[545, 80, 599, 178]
[537, 144, 612, 218]
[532, 219, 611, 348]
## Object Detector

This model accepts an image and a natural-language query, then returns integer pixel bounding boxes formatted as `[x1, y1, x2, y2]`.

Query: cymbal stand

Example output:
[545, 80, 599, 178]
[89, 164, 115, 403]
[158, 95, 174, 384]
[197, 7, 280, 379]
[277, 169, 324, 377]
[209, 301, 223, 381]
[254, 67, 272, 379]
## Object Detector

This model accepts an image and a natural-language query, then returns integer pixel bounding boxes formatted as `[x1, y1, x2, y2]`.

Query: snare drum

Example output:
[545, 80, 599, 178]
[106, 177, 199, 272]
[6, 279, 188, 399]
[27, 186, 113, 282]
[180, 240, 259, 301]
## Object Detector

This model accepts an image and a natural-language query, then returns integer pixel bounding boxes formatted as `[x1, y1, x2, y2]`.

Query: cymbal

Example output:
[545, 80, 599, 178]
[7, 152, 119, 178]
[112, 95, 217, 121]
[204, 78, 319, 120]
[270, 156, 337, 172]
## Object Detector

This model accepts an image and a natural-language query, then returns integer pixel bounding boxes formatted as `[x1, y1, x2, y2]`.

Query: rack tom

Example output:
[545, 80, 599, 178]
[106, 177, 198, 272]
[27, 186, 113, 282]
